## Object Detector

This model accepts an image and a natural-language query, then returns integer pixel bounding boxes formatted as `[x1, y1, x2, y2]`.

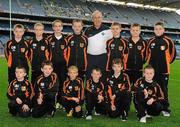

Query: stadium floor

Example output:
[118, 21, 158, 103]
[0, 57, 180, 127]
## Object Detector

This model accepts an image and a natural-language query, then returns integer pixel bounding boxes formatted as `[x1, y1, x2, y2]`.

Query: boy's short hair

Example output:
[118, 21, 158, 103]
[15, 66, 26, 73]
[130, 23, 141, 29]
[154, 22, 164, 28]
[52, 19, 63, 27]
[41, 60, 53, 68]
[111, 22, 121, 28]
[13, 24, 24, 31]
[91, 67, 102, 74]
[144, 65, 155, 72]
[112, 58, 123, 66]
[72, 19, 84, 26]
[68, 65, 78, 73]
[34, 22, 44, 29]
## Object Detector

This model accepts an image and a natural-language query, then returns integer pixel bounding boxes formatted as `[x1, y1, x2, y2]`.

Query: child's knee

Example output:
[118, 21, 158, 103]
[75, 105, 81, 112]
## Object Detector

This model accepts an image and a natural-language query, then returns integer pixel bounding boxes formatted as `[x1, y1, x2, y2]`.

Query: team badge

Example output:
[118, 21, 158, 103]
[60, 45, 65, 49]
[41, 46, 45, 51]
[21, 48, 25, 53]
[68, 85, 73, 91]
[11, 46, 16, 51]
[137, 46, 142, 50]
[151, 43, 155, 48]
[129, 43, 133, 48]
[14, 84, 19, 90]
[97, 88, 100, 92]
[160, 46, 165, 51]
[110, 44, 115, 49]
[51, 42, 55, 47]
[75, 86, 79, 91]
[80, 43, 84, 48]
[119, 46, 123, 51]
[70, 41, 74, 46]
[21, 86, 26, 91]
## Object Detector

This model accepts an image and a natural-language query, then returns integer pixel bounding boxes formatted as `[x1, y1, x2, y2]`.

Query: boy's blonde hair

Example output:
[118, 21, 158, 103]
[52, 19, 63, 27]
[111, 22, 121, 29]
[13, 24, 24, 31]
[68, 65, 78, 73]
[72, 19, 84, 26]
[34, 22, 44, 29]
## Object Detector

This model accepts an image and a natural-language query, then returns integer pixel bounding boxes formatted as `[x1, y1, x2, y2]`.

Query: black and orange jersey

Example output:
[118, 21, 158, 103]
[86, 78, 105, 97]
[7, 79, 34, 105]
[106, 37, 128, 71]
[125, 37, 147, 71]
[146, 34, 176, 74]
[4, 38, 29, 68]
[29, 37, 49, 70]
[107, 72, 131, 105]
[134, 77, 164, 101]
[47, 34, 67, 63]
[34, 72, 59, 98]
[62, 77, 84, 103]
[64, 33, 88, 71]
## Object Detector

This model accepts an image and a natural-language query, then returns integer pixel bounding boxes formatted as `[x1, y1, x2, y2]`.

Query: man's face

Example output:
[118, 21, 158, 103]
[144, 69, 154, 82]
[41, 65, 53, 77]
[130, 26, 141, 37]
[34, 25, 44, 37]
[52, 22, 63, 34]
[68, 70, 78, 80]
[154, 25, 164, 36]
[72, 22, 83, 34]
[92, 13, 102, 27]
[111, 25, 121, 37]
[13, 28, 24, 39]
[91, 70, 102, 82]
[15, 69, 26, 80]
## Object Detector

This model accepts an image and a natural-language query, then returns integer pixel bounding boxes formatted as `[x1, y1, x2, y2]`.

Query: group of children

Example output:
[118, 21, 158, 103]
[5, 19, 176, 123]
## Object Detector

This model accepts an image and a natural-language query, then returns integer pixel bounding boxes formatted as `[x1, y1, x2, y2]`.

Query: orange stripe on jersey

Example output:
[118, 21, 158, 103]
[146, 38, 155, 63]
[106, 39, 113, 71]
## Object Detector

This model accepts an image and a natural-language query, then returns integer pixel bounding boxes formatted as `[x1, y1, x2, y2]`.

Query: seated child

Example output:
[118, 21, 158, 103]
[134, 65, 164, 123]
[32, 60, 59, 118]
[62, 66, 84, 118]
[85, 67, 106, 120]
[107, 58, 131, 121]
[7, 66, 34, 117]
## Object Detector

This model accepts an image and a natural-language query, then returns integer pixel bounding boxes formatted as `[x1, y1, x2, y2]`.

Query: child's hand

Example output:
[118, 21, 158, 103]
[16, 97, 22, 105]
[111, 105, 116, 111]
[37, 98, 43, 105]
[111, 95, 116, 100]
[73, 97, 79, 103]
[98, 95, 104, 102]
[147, 98, 154, 105]
[22, 104, 30, 112]
[144, 89, 148, 99]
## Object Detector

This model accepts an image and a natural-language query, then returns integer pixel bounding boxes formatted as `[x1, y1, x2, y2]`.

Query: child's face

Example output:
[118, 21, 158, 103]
[91, 70, 102, 82]
[34, 26, 44, 37]
[68, 70, 78, 80]
[13, 28, 24, 39]
[144, 69, 154, 82]
[154, 25, 164, 36]
[41, 65, 53, 77]
[111, 25, 121, 37]
[53, 22, 63, 34]
[112, 63, 123, 74]
[15, 69, 26, 80]
[72, 22, 83, 34]
[130, 26, 141, 37]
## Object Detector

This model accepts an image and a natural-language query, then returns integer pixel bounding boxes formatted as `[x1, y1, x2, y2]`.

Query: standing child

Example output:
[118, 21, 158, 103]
[4, 24, 29, 83]
[134, 65, 165, 123]
[32, 60, 59, 118]
[146, 22, 176, 116]
[107, 58, 131, 121]
[106, 22, 128, 75]
[62, 66, 84, 118]
[7, 66, 34, 117]
[85, 67, 106, 120]
[65, 19, 88, 79]
[29, 22, 49, 85]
